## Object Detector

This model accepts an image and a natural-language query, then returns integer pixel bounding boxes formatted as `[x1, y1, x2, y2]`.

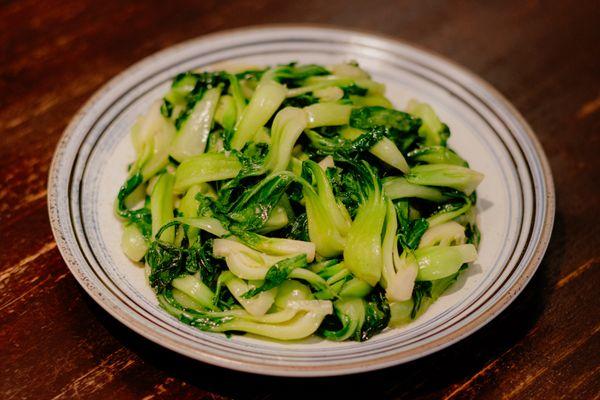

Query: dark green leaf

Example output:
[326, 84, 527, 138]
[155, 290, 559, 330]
[395, 200, 429, 250]
[281, 93, 319, 108]
[360, 290, 391, 341]
[349, 106, 422, 153]
[408, 145, 468, 167]
[241, 254, 308, 298]
[319, 290, 390, 342]
[160, 99, 173, 118]
[349, 106, 420, 133]
[466, 223, 481, 247]
[217, 143, 270, 208]
[161, 71, 228, 129]
[327, 166, 361, 217]
[342, 84, 368, 98]
[228, 172, 295, 231]
[410, 281, 432, 319]
[146, 232, 223, 293]
[272, 62, 330, 86]
[410, 274, 461, 319]
[282, 212, 309, 241]
[116, 172, 152, 238]
[304, 128, 384, 159]
[159, 289, 233, 329]
[335, 159, 381, 204]
[405, 219, 429, 249]
[146, 241, 187, 292]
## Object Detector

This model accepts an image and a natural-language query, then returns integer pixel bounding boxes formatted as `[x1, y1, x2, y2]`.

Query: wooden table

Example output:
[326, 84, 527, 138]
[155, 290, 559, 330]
[1, 0, 599, 398]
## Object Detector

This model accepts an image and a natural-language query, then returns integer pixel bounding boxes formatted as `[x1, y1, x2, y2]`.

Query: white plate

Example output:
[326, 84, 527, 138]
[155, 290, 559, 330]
[48, 25, 555, 376]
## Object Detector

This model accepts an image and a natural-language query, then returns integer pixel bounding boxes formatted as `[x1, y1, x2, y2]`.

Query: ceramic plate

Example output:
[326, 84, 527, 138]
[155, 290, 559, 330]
[48, 25, 554, 376]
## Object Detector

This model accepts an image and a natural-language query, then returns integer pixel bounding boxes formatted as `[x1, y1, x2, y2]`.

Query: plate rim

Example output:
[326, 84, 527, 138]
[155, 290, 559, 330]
[47, 23, 555, 377]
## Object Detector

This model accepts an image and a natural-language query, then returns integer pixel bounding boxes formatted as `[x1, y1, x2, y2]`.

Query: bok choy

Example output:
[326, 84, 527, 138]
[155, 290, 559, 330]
[115, 61, 484, 342]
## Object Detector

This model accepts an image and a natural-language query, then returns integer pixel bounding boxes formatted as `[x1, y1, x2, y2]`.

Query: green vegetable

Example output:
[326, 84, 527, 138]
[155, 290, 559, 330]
[162, 72, 227, 127]
[406, 164, 484, 195]
[146, 239, 217, 293]
[282, 212, 309, 241]
[314, 86, 344, 102]
[329, 63, 370, 79]
[281, 93, 320, 108]
[230, 79, 286, 150]
[214, 94, 237, 133]
[121, 223, 148, 261]
[130, 102, 177, 181]
[259, 204, 289, 233]
[212, 237, 314, 281]
[169, 87, 221, 162]
[395, 200, 429, 250]
[427, 195, 473, 227]
[304, 103, 351, 128]
[176, 303, 332, 340]
[242, 254, 308, 298]
[300, 160, 352, 257]
[339, 126, 409, 173]
[171, 274, 216, 310]
[419, 221, 466, 248]
[389, 273, 462, 325]
[116, 62, 483, 342]
[115, 171, 152, 239]
[306, 260, 371, 300]
[349, 106, 420, 133]
[383, 177, 448, 202]
[415, 244, 477, 281]
[263, 107, 307, 171]
[274, 280, 313, 306]
[343, 161, 386, 286]
[228, 171, 295, 231]
[320, 291, 390, 341]
[304, 128, 384, 159]
[151, 173, 175, 243]
[406, 100, 450, 146]
[348, 105, 423, 156]
[408, 146, 468, 167]
[178, 184, 216, 243]
[174, 152, 241, 193]
[272, 63, 330, 85]
[219, 272, 278, 316]
[232, 230, 316, 260]
[286, 74, 354, 97]
[380, 199, 418, 302]
[321, 298, 365, 341]
[158, 276, 333, 340]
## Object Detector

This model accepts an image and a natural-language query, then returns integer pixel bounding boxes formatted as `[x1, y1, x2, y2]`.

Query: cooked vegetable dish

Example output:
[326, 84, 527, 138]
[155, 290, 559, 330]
[116, 62, 484, 342]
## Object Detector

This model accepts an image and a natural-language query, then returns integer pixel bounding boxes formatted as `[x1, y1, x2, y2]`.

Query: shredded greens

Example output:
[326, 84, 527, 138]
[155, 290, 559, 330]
[116, 62, 483, 342]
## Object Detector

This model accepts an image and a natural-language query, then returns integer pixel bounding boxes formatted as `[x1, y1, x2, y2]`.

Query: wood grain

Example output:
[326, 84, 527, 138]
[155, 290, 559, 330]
[1, 0, 599, 398]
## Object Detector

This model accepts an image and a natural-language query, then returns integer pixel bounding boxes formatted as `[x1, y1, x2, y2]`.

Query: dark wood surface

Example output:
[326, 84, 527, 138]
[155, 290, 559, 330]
[1, 0, 599, 398]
